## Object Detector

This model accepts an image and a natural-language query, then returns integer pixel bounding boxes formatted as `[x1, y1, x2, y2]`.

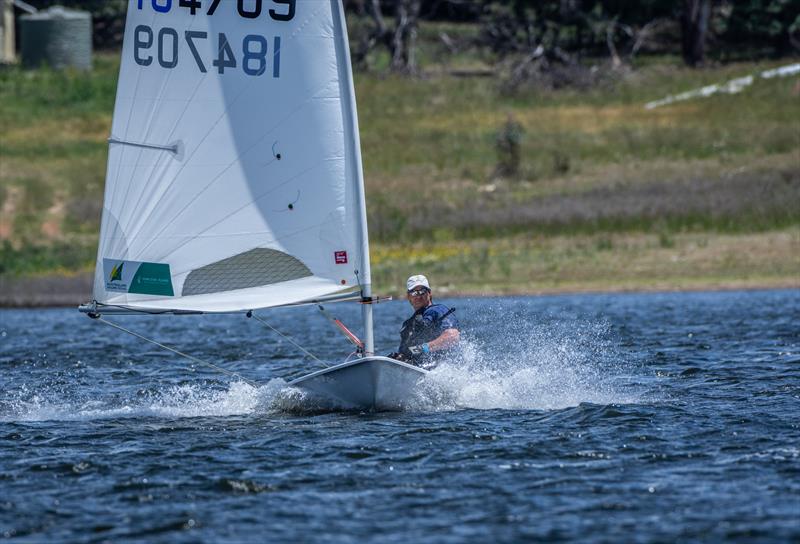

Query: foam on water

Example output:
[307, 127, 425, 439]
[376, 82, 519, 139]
[412, 319, 643, 411]
[1, 380, 293, 422]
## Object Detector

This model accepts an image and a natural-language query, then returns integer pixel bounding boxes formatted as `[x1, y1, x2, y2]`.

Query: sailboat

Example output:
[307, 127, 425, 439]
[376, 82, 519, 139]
[79, 0, 427, 411]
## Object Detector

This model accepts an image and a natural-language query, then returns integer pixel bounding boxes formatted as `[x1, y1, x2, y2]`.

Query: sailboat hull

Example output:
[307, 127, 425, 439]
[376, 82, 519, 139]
[289, 356, 428, 411]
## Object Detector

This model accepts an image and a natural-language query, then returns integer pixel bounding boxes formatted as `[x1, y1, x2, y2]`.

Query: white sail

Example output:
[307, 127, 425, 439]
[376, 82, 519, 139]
[92, 0, 371, 314]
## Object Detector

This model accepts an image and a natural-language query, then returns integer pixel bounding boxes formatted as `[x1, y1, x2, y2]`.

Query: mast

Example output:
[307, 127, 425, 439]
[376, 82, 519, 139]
[332, 0, 374, 355]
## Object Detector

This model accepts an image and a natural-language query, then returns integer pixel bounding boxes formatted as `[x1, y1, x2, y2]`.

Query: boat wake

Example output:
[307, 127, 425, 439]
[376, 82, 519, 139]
[1, 381, 268, 422]
[1, 321, 643, 421]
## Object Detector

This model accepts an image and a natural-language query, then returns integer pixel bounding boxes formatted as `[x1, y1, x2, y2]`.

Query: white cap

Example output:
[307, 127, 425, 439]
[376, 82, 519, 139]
[406, 274, 430, 292]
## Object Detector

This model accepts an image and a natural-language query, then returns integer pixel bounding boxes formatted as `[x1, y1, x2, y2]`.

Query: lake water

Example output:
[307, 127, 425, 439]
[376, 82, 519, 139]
[1, 290, 798, 542]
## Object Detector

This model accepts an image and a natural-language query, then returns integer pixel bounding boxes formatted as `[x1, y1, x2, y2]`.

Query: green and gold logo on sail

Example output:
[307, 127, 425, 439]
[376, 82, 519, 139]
[103, 258, 174, 296]
[109, 262, 124, 282]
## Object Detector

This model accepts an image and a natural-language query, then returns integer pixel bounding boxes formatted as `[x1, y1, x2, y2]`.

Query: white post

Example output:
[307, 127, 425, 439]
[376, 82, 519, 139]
[0, 0, 15, 64]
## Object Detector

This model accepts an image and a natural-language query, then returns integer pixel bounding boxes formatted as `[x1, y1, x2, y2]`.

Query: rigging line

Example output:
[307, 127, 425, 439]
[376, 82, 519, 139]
[95, 316, 260, 388]
[247, 312, 330, 368]
[354, 269, 364, 294]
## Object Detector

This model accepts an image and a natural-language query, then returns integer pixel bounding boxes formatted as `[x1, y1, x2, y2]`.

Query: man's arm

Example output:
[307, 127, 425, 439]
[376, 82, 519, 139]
[406, 327, 459, 357]
[427, 328, 459, 352]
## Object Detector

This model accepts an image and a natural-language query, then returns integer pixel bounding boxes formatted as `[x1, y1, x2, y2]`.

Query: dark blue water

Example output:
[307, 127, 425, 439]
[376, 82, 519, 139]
[1, 290, 798, 542]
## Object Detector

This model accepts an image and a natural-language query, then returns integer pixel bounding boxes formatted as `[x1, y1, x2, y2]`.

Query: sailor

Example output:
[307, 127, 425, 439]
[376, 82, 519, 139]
[389, 274, 460, 368]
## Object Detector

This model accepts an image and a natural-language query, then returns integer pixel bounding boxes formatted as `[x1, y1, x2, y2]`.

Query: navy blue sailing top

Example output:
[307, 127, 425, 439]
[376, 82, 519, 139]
[398, 303, 459, 366]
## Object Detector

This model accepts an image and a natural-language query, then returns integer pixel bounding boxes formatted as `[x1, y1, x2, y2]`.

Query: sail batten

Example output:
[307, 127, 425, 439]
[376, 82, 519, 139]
[92, 1, 371, 315]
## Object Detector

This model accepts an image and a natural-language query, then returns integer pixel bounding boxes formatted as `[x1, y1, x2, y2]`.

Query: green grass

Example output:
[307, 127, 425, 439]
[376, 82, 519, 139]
[0, 26, 798, 288]
[0, 55, 117, 120]
[358, 68, 800, 182]
[0, 240, 96, 276]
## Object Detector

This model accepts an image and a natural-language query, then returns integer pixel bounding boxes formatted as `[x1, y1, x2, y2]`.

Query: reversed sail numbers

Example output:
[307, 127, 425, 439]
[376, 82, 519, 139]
[134, 28, 281, 77]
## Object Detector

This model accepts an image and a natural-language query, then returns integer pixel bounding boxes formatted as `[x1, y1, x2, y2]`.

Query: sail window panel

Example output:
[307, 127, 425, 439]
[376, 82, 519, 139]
[182, 248, 312, 296]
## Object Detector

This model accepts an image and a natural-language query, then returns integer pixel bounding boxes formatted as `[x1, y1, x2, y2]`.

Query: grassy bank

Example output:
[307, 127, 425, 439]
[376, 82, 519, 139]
[2, 227, 796, 307]
[0, 32, 798, 300]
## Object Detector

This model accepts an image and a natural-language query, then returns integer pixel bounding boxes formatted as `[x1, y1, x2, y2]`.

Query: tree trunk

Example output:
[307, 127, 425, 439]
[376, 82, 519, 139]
[363, 0, 421, 74]
[681, 0, 711, 67]
[390, 0, 421, 74]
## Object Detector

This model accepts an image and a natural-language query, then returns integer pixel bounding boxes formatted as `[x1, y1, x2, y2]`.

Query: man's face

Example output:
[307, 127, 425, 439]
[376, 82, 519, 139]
[407, 287, 432, 311]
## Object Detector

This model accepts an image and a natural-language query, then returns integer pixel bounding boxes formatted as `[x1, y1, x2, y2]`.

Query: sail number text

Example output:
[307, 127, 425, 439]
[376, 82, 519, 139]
[137, 0, 295, 20]
[134, 26, 281, 77]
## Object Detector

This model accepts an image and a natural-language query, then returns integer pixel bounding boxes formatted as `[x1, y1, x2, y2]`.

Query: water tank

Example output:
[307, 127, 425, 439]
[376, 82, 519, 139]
[20, 6, 92, 70]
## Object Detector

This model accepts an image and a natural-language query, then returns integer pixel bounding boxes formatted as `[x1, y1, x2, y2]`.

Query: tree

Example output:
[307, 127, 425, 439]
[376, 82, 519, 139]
[680, 0, 712, 66]
[716, 0, 800, 59]
[357, 0, 423, 74]
[476, 1, 683, 90]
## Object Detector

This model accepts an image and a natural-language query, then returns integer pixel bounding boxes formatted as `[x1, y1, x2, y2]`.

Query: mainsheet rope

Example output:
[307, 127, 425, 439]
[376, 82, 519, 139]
[95, 316, 261, 388]
[247, 311, 330, 368]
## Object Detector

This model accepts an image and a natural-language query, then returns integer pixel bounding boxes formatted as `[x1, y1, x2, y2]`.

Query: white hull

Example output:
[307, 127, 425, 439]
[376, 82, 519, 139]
[289, 356, 428, 411]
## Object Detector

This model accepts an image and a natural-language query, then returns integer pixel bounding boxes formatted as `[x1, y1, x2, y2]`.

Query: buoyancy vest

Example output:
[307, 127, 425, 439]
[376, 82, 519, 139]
[398, 303, 458, 366]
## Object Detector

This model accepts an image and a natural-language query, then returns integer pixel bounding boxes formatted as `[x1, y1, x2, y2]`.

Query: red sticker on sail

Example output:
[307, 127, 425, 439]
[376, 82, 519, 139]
[334, 251, 348, 264]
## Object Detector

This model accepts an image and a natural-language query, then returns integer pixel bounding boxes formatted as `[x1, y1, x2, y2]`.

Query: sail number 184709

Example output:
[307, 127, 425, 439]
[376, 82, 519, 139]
[134, 27, 281, 77]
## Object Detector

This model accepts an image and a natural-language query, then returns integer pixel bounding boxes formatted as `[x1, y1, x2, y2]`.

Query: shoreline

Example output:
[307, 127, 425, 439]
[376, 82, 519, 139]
[1, 272, 795, 309]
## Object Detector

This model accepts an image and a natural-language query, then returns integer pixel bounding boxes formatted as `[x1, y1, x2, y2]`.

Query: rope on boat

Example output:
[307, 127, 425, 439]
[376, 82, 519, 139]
[246, 311, 330, 368]
[317, 305, 364, 350]
[94, 316, 261, 388]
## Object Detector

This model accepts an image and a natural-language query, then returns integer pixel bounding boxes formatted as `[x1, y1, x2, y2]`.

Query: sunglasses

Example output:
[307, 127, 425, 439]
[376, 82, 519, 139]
[408, 289, 429, 297]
